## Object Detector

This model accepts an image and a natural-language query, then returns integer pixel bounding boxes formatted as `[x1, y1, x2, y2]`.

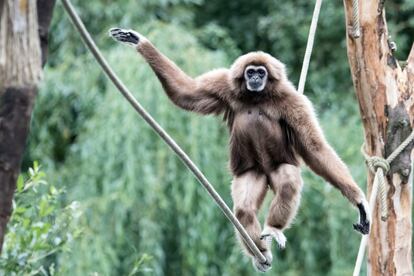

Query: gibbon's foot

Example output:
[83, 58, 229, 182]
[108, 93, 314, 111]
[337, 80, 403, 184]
[252, 250, 272, 273]
[109, 28, 140, 46]
[261, 225, 287, 249]
[353, 201, 370, 235]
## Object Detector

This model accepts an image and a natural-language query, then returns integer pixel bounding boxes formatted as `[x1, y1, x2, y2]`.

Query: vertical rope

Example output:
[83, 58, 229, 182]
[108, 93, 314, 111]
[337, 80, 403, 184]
[297, 0, 323, 94]
[352, 176, 380, 276]
[352, 0, 361, 38]
[377, 169, 388, 221]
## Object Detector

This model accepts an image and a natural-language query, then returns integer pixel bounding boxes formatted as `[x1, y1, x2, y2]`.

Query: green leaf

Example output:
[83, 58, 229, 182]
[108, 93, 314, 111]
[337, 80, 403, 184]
[16, 175, 24, 193]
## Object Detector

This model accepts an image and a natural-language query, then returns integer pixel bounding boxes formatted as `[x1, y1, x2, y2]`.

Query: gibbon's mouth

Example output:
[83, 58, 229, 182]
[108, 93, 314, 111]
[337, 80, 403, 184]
[247, 82, 265, 92]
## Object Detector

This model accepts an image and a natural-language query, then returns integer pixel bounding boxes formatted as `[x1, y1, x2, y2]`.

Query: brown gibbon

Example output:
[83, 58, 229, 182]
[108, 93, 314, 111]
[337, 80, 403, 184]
[109, 28, 370, 272]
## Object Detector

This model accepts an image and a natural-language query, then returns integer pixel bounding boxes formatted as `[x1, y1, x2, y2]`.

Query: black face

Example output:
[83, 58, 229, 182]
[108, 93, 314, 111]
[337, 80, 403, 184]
[244, 65, 268, 92]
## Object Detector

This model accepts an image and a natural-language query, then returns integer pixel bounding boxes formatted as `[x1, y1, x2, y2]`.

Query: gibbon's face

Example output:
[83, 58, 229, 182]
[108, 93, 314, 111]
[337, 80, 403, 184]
[244, 65, 268, 92]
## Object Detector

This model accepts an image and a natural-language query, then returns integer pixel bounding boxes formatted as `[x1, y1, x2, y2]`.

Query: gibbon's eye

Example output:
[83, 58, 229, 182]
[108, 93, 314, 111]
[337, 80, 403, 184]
[257, 68, 266, 77]
[246, 68, 255, 76]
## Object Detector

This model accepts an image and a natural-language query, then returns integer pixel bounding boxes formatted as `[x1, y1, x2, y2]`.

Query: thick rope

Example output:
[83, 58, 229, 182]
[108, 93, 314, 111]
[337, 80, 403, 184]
[361, 154, 390, 221]
[352, 0, 361, 38]
[61, 0, 267, 264]
[353, 129, 414, 276]
[297, 0, 323, 94]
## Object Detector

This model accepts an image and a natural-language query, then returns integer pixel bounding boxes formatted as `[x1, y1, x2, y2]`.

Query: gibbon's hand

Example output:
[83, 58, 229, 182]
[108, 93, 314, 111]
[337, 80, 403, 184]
[353, 201, 370, 235]
[109, 28, 143, 47]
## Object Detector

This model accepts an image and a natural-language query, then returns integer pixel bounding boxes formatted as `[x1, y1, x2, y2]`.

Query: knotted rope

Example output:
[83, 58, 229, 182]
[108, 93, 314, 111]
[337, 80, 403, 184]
[353, 129, 414, 276]
[361, 153, 390, 221]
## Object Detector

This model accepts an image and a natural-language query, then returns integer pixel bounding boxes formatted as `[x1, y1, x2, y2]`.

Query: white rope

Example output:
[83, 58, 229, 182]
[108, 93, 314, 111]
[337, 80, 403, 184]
[353, 176, 380, 276]
[353, 129, 414, 276]
[298, 0, 323, 94]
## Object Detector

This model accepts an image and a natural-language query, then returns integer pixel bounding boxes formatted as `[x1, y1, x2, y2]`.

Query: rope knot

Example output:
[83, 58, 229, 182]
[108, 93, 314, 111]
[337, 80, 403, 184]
[366, 156, 390, 173]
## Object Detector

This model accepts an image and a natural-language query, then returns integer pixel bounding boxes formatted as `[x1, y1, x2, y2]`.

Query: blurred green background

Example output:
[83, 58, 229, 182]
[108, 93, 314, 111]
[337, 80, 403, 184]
[3, 0, 414, 275]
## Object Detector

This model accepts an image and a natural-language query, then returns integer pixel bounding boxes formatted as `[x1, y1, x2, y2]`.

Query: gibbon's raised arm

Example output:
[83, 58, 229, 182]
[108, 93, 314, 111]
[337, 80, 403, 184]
[109, 28, 231, 115]
[281, 92, 370, 233]
[138, 41, 231, 114]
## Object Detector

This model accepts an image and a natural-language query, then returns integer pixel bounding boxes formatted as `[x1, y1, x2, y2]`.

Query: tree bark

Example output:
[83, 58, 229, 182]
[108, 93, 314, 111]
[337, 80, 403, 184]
[0, 0, 55, 253]
[343, 1, 413, 275]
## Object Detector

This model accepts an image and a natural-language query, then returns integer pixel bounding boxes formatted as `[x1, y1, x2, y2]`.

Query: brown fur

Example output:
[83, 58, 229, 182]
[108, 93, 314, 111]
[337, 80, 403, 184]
[267, 164, 302, 229]
[231, 172, 268, 255]
[136, 40, 366, 257]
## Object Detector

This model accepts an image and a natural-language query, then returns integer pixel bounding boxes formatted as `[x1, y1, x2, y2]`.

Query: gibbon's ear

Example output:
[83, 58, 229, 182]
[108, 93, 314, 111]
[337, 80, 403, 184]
[229, 51, 287, 82]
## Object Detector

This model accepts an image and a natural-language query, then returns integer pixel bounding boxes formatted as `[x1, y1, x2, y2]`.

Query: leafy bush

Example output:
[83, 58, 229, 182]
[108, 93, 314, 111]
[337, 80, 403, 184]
[0, 162, 81, 275]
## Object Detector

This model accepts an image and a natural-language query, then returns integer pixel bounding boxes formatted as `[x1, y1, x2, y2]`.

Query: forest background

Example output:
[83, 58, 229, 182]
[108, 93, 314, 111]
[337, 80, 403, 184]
[1, 0, 414, 275]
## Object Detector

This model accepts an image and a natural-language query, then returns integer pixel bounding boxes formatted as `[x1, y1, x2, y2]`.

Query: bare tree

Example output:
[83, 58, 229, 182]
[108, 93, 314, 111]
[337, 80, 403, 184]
[343, 1, 413, 274]
[0, 0, 55, 252]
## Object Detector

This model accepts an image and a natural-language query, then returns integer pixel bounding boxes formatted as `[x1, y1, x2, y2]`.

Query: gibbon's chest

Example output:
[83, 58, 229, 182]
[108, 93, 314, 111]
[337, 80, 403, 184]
[231, 107, 282, 138]
[228, 107, 298, 175]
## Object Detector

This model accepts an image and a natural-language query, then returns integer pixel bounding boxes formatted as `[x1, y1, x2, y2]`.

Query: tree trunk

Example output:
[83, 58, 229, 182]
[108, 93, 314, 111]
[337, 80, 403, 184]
[343, 1, 414, 275]
[0, 0, 55, 253]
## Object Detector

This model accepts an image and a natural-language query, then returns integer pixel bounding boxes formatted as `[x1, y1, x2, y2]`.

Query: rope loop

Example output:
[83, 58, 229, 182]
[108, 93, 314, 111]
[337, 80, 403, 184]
[365, 156, 390, 174]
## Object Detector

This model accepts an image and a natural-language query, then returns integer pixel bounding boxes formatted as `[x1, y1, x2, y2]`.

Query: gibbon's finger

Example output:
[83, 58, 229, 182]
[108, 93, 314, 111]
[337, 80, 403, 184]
[353, 221, 369, 235]
[108, 28, 126, 38]
[108, 27, 121, 34]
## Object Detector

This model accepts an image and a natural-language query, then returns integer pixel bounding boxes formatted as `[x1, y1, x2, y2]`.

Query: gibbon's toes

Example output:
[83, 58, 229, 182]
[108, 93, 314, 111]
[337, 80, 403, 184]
[252, 250, 272, 273]
[261, 226, 287, 249]
[109, 28, 140, 46]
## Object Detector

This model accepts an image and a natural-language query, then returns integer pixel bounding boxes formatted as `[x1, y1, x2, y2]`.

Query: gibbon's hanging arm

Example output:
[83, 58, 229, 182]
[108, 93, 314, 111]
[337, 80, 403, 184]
[60, 0, 267, 264]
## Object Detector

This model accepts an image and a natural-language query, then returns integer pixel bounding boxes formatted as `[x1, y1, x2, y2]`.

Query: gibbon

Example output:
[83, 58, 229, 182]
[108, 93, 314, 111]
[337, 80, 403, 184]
[109, 28, 370, 272]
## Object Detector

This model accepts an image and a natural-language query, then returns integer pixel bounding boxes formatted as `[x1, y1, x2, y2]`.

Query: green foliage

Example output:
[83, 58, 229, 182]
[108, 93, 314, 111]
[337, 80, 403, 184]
[17, 0, 414, 275]
[0, 162, 81, 275]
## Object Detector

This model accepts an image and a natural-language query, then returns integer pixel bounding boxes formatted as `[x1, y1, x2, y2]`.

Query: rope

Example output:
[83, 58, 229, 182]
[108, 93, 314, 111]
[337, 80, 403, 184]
[361, 154, 389, 221]
[61, 0, 267, 264]
[353, 129, 414, 276]
[352, 0, 361, 38]
[297, 0, 323, 94]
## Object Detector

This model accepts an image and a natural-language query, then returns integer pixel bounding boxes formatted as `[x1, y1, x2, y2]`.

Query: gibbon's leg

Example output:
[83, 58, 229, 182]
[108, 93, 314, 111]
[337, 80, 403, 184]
[231, 171, 272, 272]
[263, 164, 303, 249]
